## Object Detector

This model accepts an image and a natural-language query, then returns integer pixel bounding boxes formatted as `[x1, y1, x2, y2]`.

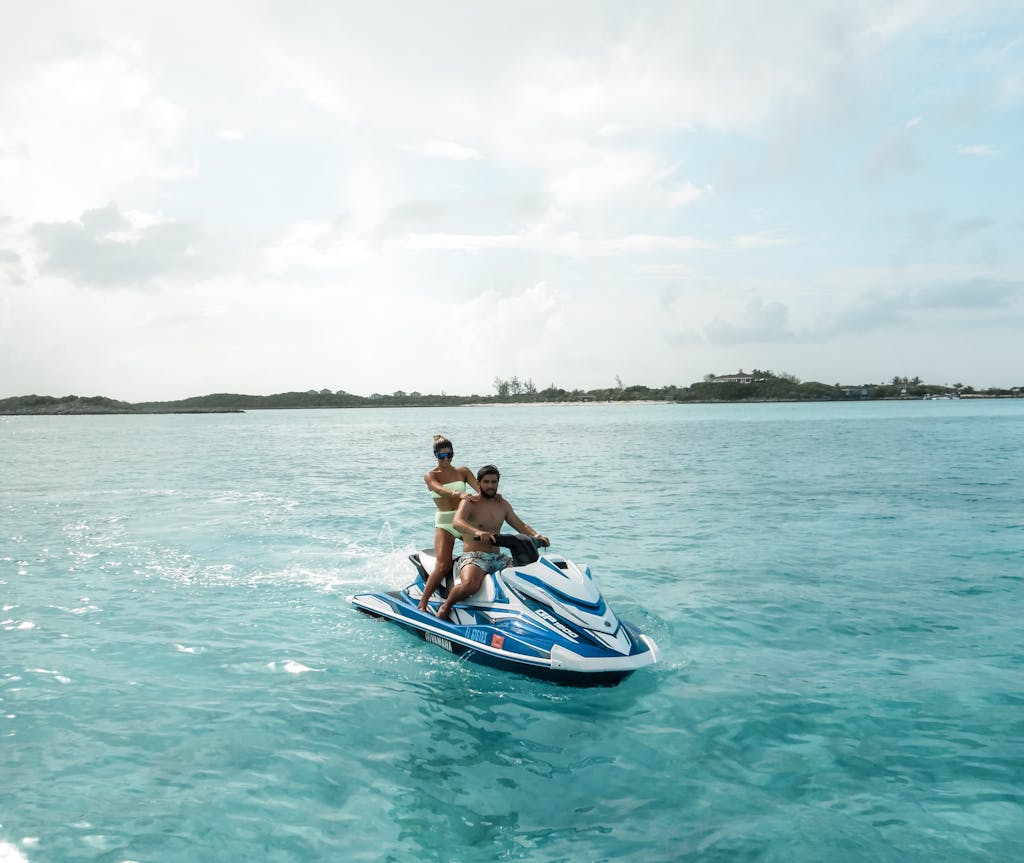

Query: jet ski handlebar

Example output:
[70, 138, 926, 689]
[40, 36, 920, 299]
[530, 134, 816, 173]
[488, 533, 549, 565]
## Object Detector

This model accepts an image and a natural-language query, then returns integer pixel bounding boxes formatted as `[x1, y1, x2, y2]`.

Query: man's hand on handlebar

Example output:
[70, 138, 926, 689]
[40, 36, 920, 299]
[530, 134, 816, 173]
[474, 532, 550, 548]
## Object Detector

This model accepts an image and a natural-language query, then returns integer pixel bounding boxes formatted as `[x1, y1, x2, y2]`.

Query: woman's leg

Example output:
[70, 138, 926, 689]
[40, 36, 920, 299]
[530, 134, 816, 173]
[418, 528, 455, 610]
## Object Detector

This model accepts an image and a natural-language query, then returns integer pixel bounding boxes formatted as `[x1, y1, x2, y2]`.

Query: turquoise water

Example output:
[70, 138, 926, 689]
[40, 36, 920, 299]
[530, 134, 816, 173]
[2, 401, 1022, 862]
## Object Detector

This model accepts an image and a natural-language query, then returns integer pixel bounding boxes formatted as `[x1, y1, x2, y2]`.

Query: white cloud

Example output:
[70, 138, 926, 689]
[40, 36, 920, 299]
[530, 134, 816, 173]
[731, 231, 794, 250]
[543, 143, 667, 210]
[669, 182, 714, 207]
[396, 232, 523, 253]
[262, 219, 375, 274]
[635, 263, 699, 277]
[957, 144, 1000, 156]
[403, 139, 483, 160]
[32, 203, 205, 288]
[602, 234, 712, 254]
[2, 1, 1023, 398]
[864, 128, 920, 182]
[703, 298, 800, 345]
[0, 45, 191, 223]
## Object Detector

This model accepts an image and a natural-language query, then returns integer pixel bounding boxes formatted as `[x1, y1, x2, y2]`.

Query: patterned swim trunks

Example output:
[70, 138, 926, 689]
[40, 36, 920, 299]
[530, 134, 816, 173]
[454, 551, 510, 578]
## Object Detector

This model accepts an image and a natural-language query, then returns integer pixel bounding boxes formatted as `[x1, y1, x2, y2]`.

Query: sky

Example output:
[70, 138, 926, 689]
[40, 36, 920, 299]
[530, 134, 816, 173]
[1, 0, 1021, 401]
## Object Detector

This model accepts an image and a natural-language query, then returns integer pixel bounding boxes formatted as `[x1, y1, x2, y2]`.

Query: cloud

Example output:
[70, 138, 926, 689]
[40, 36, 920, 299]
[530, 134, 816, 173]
[635, 263, 698, 277]
[0, 247, 24, 286]
[3, 2, 1024, 398]
[702, 298, 802, 345]
[364, 193, 552, 244]
[601, 233, 712, 254]
[864, 128, 920, 183]
[663, 264, 1024, 352]
[32, 203, 205, 288]
[731, 231, 794, 250]
[402, 139, 483, 160]
[669, 182, 714, 207]
[949, 216, 995, 236]
[256, 215, 769, 263]
[396, 232, 523, 253]
[910, 277, 1021, 309]
[544, 143, 676, 210]
[0, 44, 191, 223]
[820, 269, 1024, 336]
[957, 144, 1000, 156]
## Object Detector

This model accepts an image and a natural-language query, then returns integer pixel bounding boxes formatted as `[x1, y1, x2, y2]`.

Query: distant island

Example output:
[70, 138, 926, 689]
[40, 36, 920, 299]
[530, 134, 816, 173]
[2, 371, 1021, 415]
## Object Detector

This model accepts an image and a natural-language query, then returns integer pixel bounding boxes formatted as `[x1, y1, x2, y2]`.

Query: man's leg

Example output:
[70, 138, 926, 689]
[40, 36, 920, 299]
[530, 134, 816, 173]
[436, 563, 484, 620]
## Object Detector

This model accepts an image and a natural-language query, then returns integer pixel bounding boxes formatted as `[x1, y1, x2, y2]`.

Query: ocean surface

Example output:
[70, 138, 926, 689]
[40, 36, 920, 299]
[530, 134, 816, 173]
[2, 401, 1022, 862]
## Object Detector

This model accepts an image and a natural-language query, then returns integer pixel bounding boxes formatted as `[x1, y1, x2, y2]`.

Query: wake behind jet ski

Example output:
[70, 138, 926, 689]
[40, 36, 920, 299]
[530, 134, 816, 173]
[349, 534, 659, 686]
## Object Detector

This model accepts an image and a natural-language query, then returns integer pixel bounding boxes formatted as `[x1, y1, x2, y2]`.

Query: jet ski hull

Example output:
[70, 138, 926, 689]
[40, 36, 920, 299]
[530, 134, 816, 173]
[350, 539, 659, 686]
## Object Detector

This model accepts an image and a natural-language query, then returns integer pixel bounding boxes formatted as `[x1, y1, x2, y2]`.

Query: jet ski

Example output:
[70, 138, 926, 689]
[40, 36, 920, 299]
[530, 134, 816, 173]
[349, 534, 659, 686]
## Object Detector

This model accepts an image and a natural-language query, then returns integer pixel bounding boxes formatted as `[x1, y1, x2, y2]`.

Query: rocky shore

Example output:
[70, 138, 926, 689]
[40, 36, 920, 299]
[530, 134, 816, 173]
[0, 396, 241, 415]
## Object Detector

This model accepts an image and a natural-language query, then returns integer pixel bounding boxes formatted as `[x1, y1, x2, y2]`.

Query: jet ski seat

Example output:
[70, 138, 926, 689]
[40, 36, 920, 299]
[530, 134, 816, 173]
[454, 555, 500, 606]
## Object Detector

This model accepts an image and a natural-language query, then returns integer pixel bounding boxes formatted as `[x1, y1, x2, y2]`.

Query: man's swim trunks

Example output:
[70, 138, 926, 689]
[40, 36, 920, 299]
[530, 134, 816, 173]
[434, 509, 461, 539]
[455, 551, 510, 577]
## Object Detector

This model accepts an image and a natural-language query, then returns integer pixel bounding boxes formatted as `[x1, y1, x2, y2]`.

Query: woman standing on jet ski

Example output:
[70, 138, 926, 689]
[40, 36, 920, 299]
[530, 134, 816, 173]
[418, 435, 479, 611]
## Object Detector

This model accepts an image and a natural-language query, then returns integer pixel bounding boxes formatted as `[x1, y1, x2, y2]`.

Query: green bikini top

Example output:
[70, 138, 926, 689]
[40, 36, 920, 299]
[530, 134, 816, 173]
[430, 480, 467, 500]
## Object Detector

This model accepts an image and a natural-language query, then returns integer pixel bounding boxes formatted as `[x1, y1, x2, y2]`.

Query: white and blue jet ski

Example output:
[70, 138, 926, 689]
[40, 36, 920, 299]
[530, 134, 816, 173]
[349, 534, 659, 686]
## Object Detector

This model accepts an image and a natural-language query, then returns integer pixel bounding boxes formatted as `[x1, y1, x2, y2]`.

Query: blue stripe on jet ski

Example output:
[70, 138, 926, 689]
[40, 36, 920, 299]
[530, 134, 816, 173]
[364, 591, 600, 657]
[511, 571, 607, 613]
[541, 557, 568, 577]
[352, 591, 648, 684]
[490, 579, 510, 604]
[513, 594, 630, 653]
[540, 557, 594, 583]
[363, 590, 573, 655]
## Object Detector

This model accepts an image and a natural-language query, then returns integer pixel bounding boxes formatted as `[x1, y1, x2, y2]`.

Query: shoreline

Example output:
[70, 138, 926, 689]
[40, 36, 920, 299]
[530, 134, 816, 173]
[3, 394, 1021, 416]
[0, 408, 245, 416]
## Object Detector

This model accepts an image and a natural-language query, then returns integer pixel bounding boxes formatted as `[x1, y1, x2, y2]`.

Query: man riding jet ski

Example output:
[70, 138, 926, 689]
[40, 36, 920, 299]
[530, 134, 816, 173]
[350, 465, 659, 685]
[430, 463, 549, 620]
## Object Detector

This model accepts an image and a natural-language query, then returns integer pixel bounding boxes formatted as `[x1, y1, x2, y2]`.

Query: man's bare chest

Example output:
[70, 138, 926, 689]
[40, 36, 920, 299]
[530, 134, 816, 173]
[471, 500, 507, 528]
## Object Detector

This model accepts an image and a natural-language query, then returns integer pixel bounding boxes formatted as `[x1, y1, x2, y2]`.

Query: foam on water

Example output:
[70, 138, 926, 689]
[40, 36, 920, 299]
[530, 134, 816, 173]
[0, 842, 30, 863]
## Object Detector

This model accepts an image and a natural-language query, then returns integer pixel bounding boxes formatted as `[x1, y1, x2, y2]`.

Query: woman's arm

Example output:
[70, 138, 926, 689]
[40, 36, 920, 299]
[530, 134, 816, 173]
[423, 472, 459, 502]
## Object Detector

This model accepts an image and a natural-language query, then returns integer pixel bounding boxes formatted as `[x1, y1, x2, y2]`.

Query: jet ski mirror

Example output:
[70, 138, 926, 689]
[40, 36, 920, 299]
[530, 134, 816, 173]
[491, 533, 548, 566]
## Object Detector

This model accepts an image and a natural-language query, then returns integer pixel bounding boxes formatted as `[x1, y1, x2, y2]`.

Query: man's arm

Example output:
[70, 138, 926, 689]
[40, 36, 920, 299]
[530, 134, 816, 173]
[503, 503, 549, 545]
[452, 498, 477, 537]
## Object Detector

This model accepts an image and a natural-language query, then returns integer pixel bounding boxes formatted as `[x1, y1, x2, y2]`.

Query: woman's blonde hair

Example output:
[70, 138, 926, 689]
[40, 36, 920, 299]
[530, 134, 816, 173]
[432, 435, 453, 455]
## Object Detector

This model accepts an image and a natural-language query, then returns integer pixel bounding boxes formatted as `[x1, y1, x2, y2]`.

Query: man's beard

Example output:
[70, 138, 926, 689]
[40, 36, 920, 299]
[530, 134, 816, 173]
[481, 487, 497, 498]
